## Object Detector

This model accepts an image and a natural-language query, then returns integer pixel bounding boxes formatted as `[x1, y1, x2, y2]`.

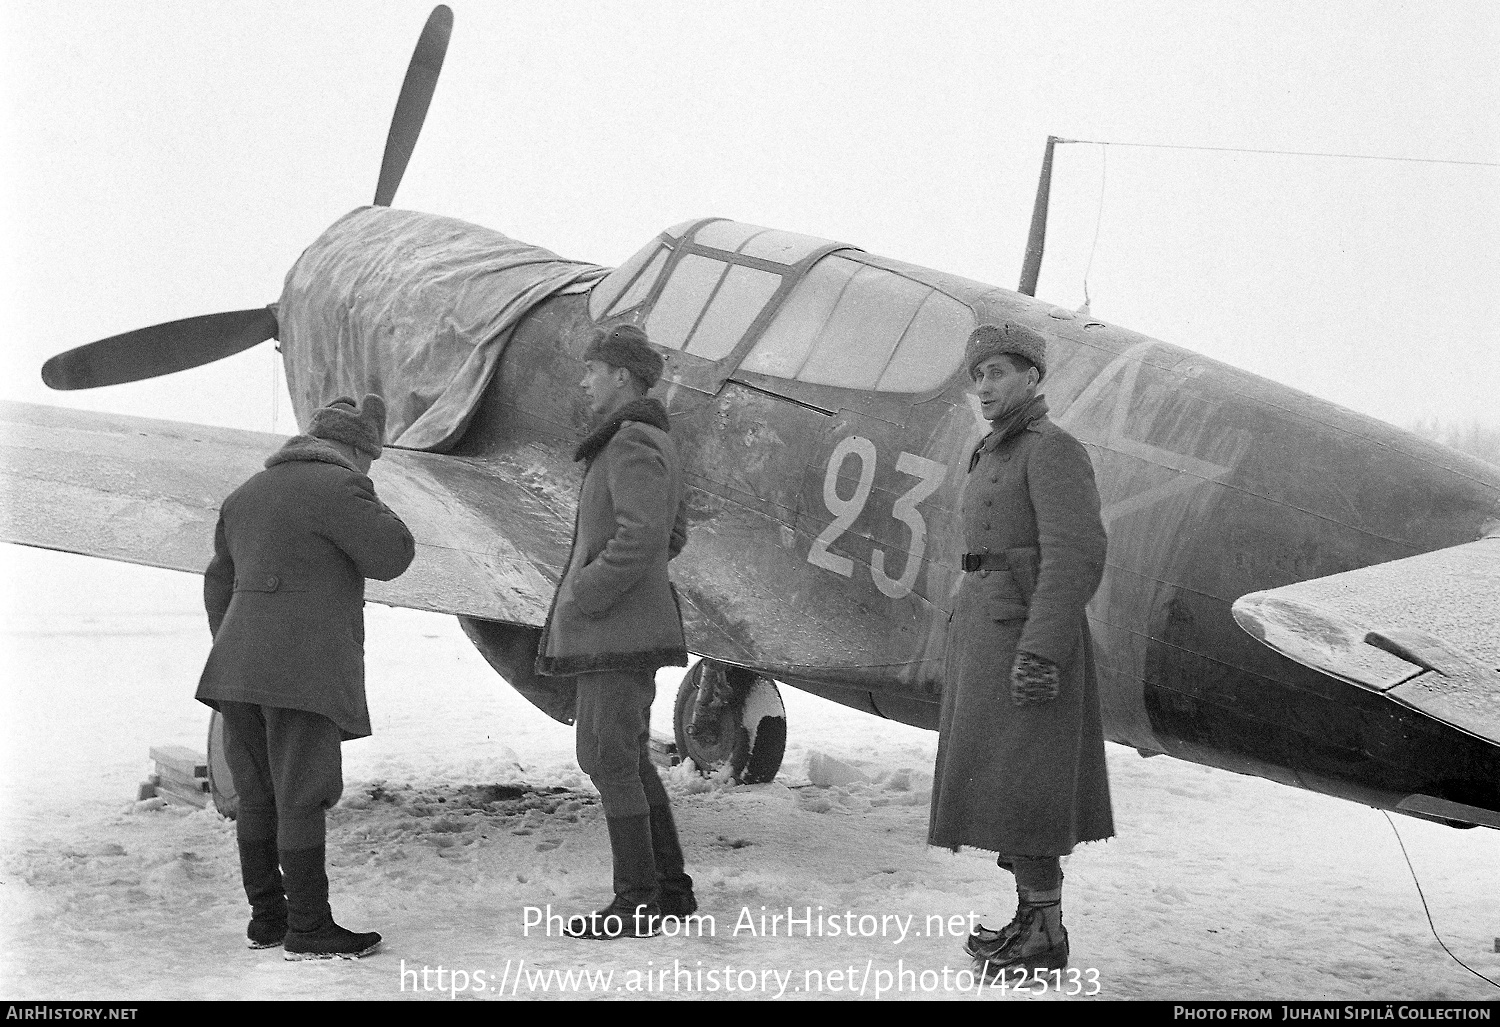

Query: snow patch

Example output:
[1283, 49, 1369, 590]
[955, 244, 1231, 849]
[2, 570, 1497, 1001]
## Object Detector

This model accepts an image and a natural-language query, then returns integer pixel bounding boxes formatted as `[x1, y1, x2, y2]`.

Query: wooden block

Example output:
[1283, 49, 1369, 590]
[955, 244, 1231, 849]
[149, 745, 208, 778]
[647, 731, 680, 769]
[154, 779, 211, 809]
[154, 764, 209, 791]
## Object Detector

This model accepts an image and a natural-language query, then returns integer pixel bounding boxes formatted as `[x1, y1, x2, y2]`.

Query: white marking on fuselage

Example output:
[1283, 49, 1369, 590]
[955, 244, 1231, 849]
[1054, 342, 1233, 527]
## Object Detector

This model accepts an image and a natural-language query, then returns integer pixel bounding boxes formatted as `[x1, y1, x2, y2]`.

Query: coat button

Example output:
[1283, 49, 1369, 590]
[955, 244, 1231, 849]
[266, 575, 280, 590]
[990, 476, 998, 483]
[978, 569, 989, 578]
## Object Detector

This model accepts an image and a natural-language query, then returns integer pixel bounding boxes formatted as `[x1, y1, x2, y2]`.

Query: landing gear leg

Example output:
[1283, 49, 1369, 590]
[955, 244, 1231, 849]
[672, 660, 786, 784]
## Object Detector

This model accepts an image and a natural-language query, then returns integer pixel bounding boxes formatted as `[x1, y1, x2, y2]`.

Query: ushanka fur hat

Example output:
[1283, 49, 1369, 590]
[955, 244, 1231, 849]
[583, 324, 665, 390]
[964, 322, 1048, 380]
[308, 393, 387, 459]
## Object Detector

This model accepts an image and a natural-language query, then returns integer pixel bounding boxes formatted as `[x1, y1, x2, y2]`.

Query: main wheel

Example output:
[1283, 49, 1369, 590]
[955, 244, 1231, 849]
[673, 660, 786, 784]
[206, 710, 239, 819]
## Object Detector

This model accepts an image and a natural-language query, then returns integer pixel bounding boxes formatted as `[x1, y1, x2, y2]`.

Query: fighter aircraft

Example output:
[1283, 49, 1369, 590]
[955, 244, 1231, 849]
[3, 7, 1497, 829]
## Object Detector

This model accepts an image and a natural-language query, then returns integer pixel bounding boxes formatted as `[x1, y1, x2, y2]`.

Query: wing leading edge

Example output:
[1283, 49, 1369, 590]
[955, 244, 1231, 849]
[0, 401, 571, 624]
[1232, 535, 1500, 747]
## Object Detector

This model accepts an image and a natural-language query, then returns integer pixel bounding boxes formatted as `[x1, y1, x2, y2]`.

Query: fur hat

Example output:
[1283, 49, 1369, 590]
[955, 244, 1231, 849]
[964, 322, 1048, 380]
[583, 324, 665, 390]
[307, 393, 387, 459]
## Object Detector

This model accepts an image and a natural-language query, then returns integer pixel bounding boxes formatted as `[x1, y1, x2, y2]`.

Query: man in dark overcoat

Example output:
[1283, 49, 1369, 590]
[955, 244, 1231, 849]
[536, 323, 693, 940]
[928, 322, 1112, 976]
[197, 394, 414, 959]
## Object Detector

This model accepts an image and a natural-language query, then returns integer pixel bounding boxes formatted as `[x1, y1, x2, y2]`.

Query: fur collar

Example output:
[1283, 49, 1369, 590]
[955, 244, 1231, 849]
[969, 395, 1050, 471]
[573, 397, 671, 463]
[265, 434, 363, 473]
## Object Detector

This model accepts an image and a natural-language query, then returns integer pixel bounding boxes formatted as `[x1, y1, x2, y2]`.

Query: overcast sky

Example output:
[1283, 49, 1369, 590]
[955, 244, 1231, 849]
[2, 0, 1496, 436]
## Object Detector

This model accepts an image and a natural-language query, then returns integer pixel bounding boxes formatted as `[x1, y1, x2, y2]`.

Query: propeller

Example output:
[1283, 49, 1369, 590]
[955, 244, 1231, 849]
[41, 308, 280, 390]
[41, 6, 454, 391]
[374, 4, 453, 207]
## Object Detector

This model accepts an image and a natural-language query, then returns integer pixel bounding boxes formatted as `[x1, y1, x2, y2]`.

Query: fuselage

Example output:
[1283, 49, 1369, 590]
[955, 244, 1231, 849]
[288, 209, 1500, 824]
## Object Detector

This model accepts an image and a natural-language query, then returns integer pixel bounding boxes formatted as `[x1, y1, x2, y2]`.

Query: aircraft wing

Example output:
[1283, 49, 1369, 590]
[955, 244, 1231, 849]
[1231, 535, 1500, 749]
[0, 401, 571, 624]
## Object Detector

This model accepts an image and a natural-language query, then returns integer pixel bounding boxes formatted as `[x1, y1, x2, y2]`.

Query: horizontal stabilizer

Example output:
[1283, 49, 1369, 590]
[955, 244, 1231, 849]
[1232, 536, 1500, 744]
[0, 401, 571, 625]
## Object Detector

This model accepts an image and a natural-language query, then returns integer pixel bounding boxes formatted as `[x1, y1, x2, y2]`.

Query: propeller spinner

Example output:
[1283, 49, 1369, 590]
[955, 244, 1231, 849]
[41, 6, 454, 391]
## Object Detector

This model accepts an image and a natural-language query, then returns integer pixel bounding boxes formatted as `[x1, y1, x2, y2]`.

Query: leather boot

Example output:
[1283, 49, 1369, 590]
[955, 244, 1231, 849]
[237, 837, 286, 949]
[964, 909, 1022, 960]
[280, 846, 382, 960]
[565, 814, 661, 940]
[972, 898, 1069, 977]
[648, 803, 696, 919]
[970, 858, 1064, 962]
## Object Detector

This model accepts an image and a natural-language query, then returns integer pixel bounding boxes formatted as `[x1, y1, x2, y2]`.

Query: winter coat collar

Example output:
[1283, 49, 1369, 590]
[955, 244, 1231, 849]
[264, 434, 363, 473]
[969, 395, 1049, 471]
[573, 397, 671, 463]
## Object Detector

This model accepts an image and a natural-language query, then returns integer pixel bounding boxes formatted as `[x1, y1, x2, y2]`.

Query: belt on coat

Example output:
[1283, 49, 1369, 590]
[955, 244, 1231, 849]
[960, 552, 1009, 572]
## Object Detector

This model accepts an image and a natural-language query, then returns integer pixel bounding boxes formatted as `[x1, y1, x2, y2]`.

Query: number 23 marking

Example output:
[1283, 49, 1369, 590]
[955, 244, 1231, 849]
[806, 436, 947, 599]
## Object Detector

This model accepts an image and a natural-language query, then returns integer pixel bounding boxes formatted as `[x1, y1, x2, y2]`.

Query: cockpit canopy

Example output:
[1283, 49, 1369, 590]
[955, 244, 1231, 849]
[590, 218, 978, 394]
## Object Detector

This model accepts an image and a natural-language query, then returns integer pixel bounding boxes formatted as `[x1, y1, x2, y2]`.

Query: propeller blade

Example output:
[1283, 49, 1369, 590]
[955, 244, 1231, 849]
[373, 5, 454, 207]
[41, 307, 279, 390]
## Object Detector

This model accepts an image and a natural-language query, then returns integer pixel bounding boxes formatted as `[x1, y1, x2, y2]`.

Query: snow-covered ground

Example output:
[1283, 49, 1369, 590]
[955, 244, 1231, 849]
[2, 547, 1497, 1002]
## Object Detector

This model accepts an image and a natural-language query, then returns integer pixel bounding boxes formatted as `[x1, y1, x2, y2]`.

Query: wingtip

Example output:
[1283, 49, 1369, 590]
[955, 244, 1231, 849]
[1228, 593, 1268, 642]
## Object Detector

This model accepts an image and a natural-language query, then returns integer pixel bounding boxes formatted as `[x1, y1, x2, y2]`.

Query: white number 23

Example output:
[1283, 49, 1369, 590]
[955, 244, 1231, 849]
[806, 436, 947, 600]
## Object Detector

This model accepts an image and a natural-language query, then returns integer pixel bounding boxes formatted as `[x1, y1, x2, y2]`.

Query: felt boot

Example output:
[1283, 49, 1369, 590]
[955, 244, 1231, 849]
[566, 814, 661, 939]
[280, 846, 382, 960]
[237, 837, 286, 949]
[648, 803, 696, 920]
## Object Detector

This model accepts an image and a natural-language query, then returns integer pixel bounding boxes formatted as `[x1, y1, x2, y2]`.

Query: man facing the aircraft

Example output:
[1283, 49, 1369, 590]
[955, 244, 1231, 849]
[197, 394, 414, 960]
[536, 324, 694, 940]
[929, 322, 1113, 978]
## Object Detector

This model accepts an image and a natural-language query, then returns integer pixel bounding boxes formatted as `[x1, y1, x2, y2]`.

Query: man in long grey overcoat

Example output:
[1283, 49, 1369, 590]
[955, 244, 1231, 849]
[928, 322, 1112, 976]
[197, 394, 414, 959]
[537, 324, 693, 939]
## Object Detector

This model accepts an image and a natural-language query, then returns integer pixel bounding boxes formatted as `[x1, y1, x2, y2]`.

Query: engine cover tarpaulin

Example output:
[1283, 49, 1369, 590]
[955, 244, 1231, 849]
[277, 206, 607, 451]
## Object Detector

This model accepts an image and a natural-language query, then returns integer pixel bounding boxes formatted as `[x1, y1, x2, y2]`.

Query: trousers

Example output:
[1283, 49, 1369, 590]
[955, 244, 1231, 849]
[574, 670, 669, 818]
[219, 701, 343, 851]
[999, 853, 1063, 892]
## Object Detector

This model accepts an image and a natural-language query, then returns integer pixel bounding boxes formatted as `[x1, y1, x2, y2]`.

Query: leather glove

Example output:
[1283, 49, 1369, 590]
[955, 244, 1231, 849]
[1010, 651, 1060, 706]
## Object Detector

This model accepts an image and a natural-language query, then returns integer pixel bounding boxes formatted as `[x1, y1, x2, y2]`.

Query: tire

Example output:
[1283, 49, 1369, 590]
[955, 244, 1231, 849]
[206, 710, 239, 820]
[673, 660, 787, 784]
